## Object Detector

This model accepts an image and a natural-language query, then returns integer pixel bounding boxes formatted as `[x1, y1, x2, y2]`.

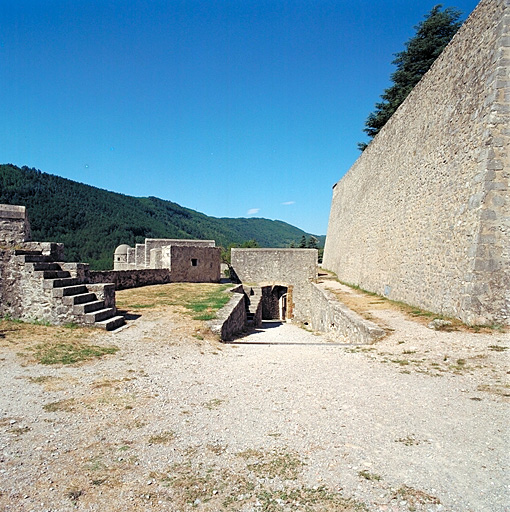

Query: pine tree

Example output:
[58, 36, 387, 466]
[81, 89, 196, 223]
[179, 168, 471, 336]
[358, 4, 462, 151]
[299, 235, 307, 248]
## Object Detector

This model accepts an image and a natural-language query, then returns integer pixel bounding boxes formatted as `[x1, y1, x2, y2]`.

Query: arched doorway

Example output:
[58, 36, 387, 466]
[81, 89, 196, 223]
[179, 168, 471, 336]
[261, 285, 291, 321]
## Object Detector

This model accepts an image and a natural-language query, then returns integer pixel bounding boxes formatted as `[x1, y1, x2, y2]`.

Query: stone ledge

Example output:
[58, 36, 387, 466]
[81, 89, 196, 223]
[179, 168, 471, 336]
[208, 286, 246, 341]
[308, 283, 386, 344]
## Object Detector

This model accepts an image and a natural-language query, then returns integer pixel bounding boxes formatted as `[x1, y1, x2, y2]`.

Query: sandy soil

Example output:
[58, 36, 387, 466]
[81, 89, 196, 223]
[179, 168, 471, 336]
[0, 286, 508, 512]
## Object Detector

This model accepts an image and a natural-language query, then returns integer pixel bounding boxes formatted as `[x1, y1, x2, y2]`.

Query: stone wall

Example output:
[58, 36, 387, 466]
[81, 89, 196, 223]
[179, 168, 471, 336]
[0, 204, 31, 245]
[306, 283, 386, 344]
[87, 269, 172, 290]
[323, 0, 510, 325]
[208, 286, 247, 341]
[231, 249, 317, 320]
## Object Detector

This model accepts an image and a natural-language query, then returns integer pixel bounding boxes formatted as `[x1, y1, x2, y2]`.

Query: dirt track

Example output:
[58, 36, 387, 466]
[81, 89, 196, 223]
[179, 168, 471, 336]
[0, 293, 509, 511]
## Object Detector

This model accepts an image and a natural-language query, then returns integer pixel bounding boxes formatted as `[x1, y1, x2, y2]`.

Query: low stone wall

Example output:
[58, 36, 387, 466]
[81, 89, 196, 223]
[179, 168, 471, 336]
[209, 286, 247, 341]
[305, 283, 386, 344]
[87, 269, 171, 290]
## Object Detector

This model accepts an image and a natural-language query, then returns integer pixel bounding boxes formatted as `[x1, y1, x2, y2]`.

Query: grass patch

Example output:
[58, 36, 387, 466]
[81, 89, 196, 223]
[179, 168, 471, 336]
[203, 398, 225, 410]
[32, 342, 118, 365]
[327, 279, 502, 333]
[151, 453, 364, 511]
[489, 344, 508, 352]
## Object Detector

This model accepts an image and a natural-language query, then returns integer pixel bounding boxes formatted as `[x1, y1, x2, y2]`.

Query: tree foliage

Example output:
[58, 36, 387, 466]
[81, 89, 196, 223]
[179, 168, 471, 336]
[358, 4, 462, 150]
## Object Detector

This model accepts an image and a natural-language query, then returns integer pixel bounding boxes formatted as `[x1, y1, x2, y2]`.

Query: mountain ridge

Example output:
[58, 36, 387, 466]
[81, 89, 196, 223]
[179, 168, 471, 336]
[0, 164, 324, 269]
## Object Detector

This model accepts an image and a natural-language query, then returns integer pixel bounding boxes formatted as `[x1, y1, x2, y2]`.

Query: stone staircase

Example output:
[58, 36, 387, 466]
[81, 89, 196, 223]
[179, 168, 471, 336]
[20, 250, 125, 330]
[245, 286, 262, 328]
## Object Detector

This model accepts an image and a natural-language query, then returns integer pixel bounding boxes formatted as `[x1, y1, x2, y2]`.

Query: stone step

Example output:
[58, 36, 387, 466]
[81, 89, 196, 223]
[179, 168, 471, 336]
[52, 284, 89, 298]
[35, 270, 71, 279]
[95, 315, 125, 331]
[14, 249, 43, 256]
[84, 308, 117, 324]
[73, 300, 104, 315]
[43, 277, 80, 289]
[63, 292, 97, 306]
[22, 254, 54, 263]
[33, 262, 62, 271]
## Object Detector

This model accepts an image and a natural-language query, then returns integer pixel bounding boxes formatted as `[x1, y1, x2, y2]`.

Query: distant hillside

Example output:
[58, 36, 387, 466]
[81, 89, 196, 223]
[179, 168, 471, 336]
[0, 164, 322, 269]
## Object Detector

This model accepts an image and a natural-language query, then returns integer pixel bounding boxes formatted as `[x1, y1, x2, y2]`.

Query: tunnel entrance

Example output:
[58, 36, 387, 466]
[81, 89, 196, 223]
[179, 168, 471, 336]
[261, 285, 292, 321]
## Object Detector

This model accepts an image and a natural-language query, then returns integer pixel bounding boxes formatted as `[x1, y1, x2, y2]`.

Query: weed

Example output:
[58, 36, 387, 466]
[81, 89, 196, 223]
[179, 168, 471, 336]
[477, 383, 510, 397]
[8, 425, 31, 436]
[391, 359, 410, 366]
[148, 431, 175, 444]
[358, 470, 381, 481]
[66, 488, 83, 503]
[203, 398, 225, 410]
[489, 345, 508, 352]
[392, 485, 440, 509]
[27, 375, 52, 384]
[43, 398, 76, 412]
[395, 434, 421, 446]
[63, 322, 79, 329]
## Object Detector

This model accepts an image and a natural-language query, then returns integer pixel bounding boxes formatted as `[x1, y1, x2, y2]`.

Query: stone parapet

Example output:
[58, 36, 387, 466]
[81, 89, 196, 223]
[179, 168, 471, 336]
[209, 287, 247, 341]
[304, 283, 386, 344]
[87, 269, 172, 290]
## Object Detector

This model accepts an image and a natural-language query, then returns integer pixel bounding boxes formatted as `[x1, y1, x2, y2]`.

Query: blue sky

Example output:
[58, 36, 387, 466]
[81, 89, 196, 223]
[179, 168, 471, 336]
[1, 0, 479, 235]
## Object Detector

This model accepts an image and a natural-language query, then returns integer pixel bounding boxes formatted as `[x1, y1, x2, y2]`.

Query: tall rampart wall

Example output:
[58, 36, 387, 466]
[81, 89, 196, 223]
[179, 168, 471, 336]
[323, 0, 510, 325]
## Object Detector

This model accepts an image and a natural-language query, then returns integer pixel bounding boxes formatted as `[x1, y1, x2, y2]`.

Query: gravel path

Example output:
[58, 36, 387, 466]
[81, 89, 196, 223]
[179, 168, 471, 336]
[0, 302, 509, 511]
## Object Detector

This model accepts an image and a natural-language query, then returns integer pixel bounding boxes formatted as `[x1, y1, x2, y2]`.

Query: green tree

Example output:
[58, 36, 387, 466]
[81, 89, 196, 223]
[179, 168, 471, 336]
[358, 4, 462, 151]
[299, 235, 307, 248]
[307, 236, 318, 249]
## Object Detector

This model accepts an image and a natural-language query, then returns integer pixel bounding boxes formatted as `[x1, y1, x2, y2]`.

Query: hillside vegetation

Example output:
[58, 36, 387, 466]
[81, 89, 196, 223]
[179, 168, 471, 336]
[0, 164, 322, 269]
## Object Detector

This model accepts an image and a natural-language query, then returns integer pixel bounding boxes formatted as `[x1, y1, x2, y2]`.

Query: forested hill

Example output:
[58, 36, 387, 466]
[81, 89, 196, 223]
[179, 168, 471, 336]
[0, 164, 322, 269]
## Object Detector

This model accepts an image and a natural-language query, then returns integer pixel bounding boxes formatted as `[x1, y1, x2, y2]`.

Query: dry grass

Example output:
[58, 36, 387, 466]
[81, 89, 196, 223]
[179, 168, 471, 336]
[115, 282, 232, 320]
[319, 274, 505, 334]
[0, 318, 118, 366]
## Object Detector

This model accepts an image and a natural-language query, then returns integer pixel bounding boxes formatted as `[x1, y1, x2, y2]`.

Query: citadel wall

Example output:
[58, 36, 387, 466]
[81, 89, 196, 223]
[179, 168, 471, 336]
[323, 0, 510, 325]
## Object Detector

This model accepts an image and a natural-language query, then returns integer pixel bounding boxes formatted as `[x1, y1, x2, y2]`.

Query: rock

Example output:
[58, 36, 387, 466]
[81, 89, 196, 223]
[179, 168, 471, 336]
[428, 319, 453, 330]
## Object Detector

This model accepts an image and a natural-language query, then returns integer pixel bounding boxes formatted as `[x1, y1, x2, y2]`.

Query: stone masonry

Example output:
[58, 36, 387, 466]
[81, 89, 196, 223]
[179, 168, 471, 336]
[0, 205, 124, 330]
[323, 0, 510, 325]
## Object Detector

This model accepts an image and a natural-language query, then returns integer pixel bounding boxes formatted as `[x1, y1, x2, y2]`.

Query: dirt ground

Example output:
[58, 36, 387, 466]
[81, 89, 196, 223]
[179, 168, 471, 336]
[0, 283, 508, 512]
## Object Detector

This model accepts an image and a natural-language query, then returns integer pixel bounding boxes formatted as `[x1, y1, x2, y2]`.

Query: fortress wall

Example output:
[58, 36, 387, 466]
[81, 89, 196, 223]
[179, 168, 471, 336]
[323, 0, 509, 324]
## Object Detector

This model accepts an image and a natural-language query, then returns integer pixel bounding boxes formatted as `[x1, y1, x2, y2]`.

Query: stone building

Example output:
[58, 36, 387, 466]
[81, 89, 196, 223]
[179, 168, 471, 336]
[323, 0, 509, 326]
[113, 239, 221, 283]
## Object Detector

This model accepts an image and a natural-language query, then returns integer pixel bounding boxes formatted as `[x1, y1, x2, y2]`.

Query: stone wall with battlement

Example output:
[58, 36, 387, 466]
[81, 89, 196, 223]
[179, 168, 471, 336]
[323, 0, 510, 325]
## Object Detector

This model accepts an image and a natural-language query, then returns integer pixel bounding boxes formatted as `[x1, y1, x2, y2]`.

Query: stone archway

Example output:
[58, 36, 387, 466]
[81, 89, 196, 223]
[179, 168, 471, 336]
[261, 285, 293, 321]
